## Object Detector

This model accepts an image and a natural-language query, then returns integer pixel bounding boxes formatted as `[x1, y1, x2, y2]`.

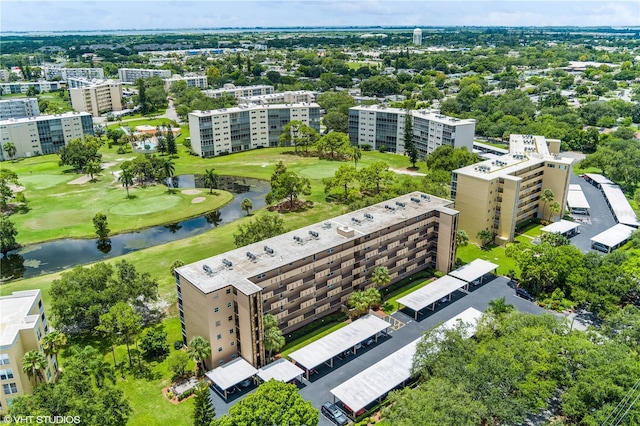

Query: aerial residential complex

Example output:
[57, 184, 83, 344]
[348, 105, 476, 156]
[163, 75, 208, 90]
[0, 111, 94, 160]
[68, 79, 123, 117]
[0, 98, 40, 120]
[43, 67, 105, 81]
[452, 134, 572, 245]
[203, 84, 275, 99]
[0, 81, 60, 96]
[117, 68, 172, 84]
[0, 290, 57, 414]
[188, 102, 321, 157]
[239, 90, 316, 105]
[175, 192, 459, 368]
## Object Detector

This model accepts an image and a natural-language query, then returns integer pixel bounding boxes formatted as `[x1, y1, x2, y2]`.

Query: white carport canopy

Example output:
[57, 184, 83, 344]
[601, 184, 639, 227]
[288, 314, 389, 376]
[590, 224, 636, 253]
[540, 220, 580, 236]
[396, 275, 467, 319]
[585, 173, 613, 186]
[567, 189, 590, 210]
[257, 358, 304, 383]
[448, 259, 498, 283]
[205, 357, 258, 398]
[330, 308, 483, 416]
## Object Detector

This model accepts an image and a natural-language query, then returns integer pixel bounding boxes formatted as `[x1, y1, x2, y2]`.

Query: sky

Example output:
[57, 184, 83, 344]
[1, 0, 639, 33]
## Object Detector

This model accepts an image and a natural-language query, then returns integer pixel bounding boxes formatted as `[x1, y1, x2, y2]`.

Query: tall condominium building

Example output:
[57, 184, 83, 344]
[0, 98, 40, 120]
[239, 90, 316, 105]
[163, 75, 208, 90]
[0, 82, 60, 96]
[0, 290, 57, 414]
[0, 112, 94, 160]
[188, 102, 320, 158]
[413, 28, 423, 46]
[69, 80, 123, 117]
[43, 67, 105, 81]
[348, 105, 476, 156]
[117, 68, 172, 84]
[0, 70, 10, 82]
[175, 192, 458, 368]
[203, 84, 274, 99]
[452, 134, 571, 245]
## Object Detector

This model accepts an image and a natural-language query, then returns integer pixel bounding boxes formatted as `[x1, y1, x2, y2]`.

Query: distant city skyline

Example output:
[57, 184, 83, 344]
[1, 1, 639, 33]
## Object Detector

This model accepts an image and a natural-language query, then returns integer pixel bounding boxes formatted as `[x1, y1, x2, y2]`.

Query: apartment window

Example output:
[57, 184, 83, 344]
[218, 347, 223, 352]
[0, 354, 9, 365]
[228, 315, 233, 321]
[37, 328, 42, 341]
[0, 369, 14, 380]
[227, 302, 232, 308]
[226, 288, 231, 294]
[2, 383, 17, 395]
[327, 248, 333, 254]
[217, 334, 222, 340]
[215, 320, 221, 327]
[230, 342, 235, 347]
[214, 307, 219, 313]
[257, 273, 266, 279]
[229, 329, 234, 334]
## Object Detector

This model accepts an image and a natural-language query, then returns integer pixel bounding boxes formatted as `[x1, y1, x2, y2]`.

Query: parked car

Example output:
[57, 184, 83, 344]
[239, 378, 252, 388]
[516, 287, 535, 301]
[322, 402, 349, 426]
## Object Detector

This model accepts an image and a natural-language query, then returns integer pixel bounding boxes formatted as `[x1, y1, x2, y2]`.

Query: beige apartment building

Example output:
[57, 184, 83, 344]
[452, 134, 572, 245]
[69, 80, 123, 117]
[0, 290, 57, 414]
[175, 192, 459, 368]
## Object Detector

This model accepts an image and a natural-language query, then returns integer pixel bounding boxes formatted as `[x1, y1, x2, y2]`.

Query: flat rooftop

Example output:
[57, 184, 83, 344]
[205, 357, 258, 391]
[396, 275, 467, 312]
[257, 358, 304, 383]
[584, 173, 613, 186]
[0, 290, 40, 347]
[541, 220, 581, 235]
[350, 104, 475, 125]
[567, 188, 590, 210]
[176, 192, 455, 295]
[448, 259, 498, 282]
[0, 111, 91, 125]
[188, 102, 320, 118]
[591, 224, 636, 248]
[600, 184, 639, 227]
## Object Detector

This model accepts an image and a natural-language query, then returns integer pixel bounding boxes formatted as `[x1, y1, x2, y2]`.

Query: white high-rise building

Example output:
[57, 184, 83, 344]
[117, 68, 172, 84]
[413, 28, 423, 46]
[202, 84, 274, 99]
[0, 98, 40, 120]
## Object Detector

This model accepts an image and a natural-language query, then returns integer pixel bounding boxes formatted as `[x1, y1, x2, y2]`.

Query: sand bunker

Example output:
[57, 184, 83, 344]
[68, 175, 93, 185]
[191, 197, 206, 204]
[182, 189, 202, 195]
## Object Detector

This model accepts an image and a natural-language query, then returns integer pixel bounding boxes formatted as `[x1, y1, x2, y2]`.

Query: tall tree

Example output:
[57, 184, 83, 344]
[98, 302, 142, 369]
[317, 132, 350, 159]
[136, 78, 148, 113]
[41, 331, 67, 370]
[212, 380, 318, 426]
[84, 160, 101, 181]
[93, 212, 110, 240]
[539, 188, 555, 220]
[476, 230, 493, 248]
[352, 146, 362, 170]
[266, 171, 311, 208]
[241, 198, 253, 216]
[0, 215, 19, 254]
[456, 230, 470, 247]
[22, 350, 47, 386]
[162, 159, 176, 189]
[371, 266, 390, 288]
[323, 164, 358, 201]
[233, 215, 286, 248]
[403, 110, 418, 168]
[202, 168, 218, 194]
[193, 381, 216, 426]
[548, 201, 562, 222]
[358, 161, 395, 194]
[263, 327, 285, 361]
[188, 336, 211, 375]
[166, 127, 178, 156]
[119, 167, 134, 198]
[3, 142, 17, 160]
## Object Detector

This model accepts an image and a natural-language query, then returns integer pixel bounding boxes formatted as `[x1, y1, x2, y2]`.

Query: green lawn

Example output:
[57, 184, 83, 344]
[382, 275, 435, 314]
[456, 243, 520, 277]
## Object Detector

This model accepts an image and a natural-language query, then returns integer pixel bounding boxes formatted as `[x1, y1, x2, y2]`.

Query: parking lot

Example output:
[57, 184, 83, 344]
[208, 277, 551, 424]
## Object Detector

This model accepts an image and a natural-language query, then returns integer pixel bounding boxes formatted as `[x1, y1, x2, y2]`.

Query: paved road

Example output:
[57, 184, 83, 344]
[207, 277, 555, 424]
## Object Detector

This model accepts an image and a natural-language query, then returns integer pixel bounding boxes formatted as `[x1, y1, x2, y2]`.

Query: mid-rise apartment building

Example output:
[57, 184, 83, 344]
[0, 290, 57, 414]
[163, 75, 208, 91]
[175, 192, 458, 368]
[0, 70, 10, 82]
[348, 105, 476, 156]
[0, 98, 40, 120]
[452, 134, 571, 245]
[0, 112, 94, 160]
[203, 84, 274, 99]
[117, 68, 172, 84]
[239, 91, 316, 105]
[69, 80, 123, 117]
[188, 102, 320, 157]
[43, 67, 105, 81]
[0, 82, 60, 96]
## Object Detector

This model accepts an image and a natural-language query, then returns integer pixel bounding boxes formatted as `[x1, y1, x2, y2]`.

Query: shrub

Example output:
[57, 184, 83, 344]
[361, 144, 372, 151]
[177, 387, 196, 401]
[141, 327, 169, 359]
[173, 340, 184, 350]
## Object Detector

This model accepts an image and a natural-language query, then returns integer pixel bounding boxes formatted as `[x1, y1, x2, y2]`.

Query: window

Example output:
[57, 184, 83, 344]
[327, 248, 333, 254]
[226, 288, 231, 294]
[3, 383, 17, 395]
[217, 334, 222, 340]
[227, 302, 232, 308]
[257, 273, 266, 279]
[230, 342, 235, 346]
[228, 316, 233, 321]
[215, 321, 221, 327]
[229, 329, 234, 334]
[218, 347, 223, 352]
[214, 307, 219, 313]
[36, 328, 42, 341]
[0, 369, 14, 380]
[0, 354, 8, 365]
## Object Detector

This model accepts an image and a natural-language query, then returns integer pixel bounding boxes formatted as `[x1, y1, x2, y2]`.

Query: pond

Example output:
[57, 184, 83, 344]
[0, 176, 270, 282]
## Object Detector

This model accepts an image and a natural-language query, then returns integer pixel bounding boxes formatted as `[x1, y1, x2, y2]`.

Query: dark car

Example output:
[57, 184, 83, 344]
[321, 402, 349, 426]
[516, 287, 534, 301]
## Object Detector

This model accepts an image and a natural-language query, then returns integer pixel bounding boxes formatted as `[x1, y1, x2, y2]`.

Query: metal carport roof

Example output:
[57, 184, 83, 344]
[590, 224, 636, 251]
[257, 358, 304, 383]
[205, 357, 257, 395]
[448, 259, 499, 283]
[540, 220, 581, 236]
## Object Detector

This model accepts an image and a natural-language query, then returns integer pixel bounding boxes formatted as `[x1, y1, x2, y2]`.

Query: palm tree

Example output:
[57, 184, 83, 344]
[263, 327, 285, 360]
[477, 229, 493, 248]
[87, 358, 116, 387]
[22, 350, 47, 386]
[203, 169, 218, 194]
[371, 266, 391, 288]
[352, 146, 362, 170]
[119, 168, 134, 198]
[41, 331, 67, 372]
[162, 159, 175, 189]
[539, 188, 555, 220]
[241, 198, 253, 216]
[85, 160, 101, 181]
[548, 201, 562, 222]
[487, 297, 515, 316]
[3, 142, 17, 160]
[456, 230, 470, 247]
[348, 290, 369, 317]
[187, 336, 211, 375]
